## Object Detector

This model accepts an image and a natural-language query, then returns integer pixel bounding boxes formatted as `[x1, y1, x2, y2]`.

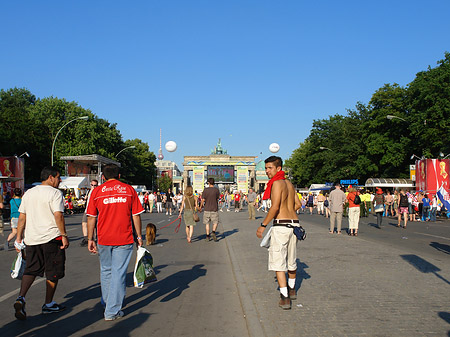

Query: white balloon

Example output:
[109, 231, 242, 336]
[165, 141, 177, 152]
[269, 143, 280, 153]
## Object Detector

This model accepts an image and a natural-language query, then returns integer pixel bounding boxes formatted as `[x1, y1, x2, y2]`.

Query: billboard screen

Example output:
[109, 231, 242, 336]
[207, 166, 234, 183]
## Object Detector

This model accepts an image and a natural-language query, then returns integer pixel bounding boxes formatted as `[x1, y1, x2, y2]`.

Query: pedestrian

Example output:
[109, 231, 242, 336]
[86, 164, 144, 321]
[397, 189, 409, 228]
[324, 193, 330, 218]
[317, 192, 325, 215]
[13, 166, 69, 320]
[247, 188, 257, 220]
[80, 179, 98, 247]
[166, 188, 174, 215]
[156, 192, 163, 213]
[199, 178, 220, 242]
[148, 191, 155, 213]
[307, 192, 314, 215]
[373, 188, 385, 228]
[178, 186, 198, 243]
[7, 188, 22, 248]
[385, 190, 394, 217]
[422, 194, 431, 221]
[328, 183, 347, 234]
[347, 187, 360, 236]
[430, 194, 438, 222]
[234, 191, 240, 212]
[256, 156, 301, 310]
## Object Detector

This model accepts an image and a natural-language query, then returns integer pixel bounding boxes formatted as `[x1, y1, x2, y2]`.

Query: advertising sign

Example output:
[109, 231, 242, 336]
[236, 166, 248, 194]
[193, 166, 204, 193]
[415, 159, 450, 194]
[0, 156, 25, 194]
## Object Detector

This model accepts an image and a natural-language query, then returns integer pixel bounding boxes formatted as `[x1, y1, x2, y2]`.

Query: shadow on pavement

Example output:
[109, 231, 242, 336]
[124, 264, 207, 315]
[430, 242, 450, 255]
[1, 283, 103, 336]
[296, 260, 311, 290]
[400, 254, 450, 285]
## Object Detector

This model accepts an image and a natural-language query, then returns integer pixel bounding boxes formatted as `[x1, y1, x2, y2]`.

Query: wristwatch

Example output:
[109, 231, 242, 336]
[136, 237, 142, 240]
[260, 223, 267, 228]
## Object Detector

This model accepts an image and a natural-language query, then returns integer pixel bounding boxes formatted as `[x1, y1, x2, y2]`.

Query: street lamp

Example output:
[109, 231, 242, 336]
[19, 152, 30, 158]
[320, 146, 332, 151]
[386, 115, 407, 122]
[115, 145, 136, 158]
[51, 116, 89, 166]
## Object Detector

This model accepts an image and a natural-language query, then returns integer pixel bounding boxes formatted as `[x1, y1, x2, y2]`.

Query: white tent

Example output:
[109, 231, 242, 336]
[59, 176, 90, 198]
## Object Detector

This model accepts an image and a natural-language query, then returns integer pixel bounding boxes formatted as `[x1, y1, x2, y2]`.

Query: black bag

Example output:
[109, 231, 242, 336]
[324, 200, 329, 207]
[354, 194, 361, 205]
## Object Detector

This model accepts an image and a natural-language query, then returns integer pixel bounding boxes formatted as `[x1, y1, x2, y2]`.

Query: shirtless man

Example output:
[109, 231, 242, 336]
[256, 156, 301, 310]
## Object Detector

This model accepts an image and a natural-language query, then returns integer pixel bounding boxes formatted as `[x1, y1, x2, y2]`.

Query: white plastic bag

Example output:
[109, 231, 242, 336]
[260, 226, 272, 248]
[133, 246, 157, 288]
[11, 250, 26, 280]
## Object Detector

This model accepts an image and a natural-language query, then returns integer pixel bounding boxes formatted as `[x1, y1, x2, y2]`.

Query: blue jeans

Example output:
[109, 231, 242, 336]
[430, 207, 437, 221]
[98, 244, 133, 319]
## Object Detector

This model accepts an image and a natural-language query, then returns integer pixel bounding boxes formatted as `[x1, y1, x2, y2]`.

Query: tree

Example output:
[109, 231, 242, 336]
[156, 175, 173, 192]
[406, 52, 450, 158]
[118, 139, 156, 188]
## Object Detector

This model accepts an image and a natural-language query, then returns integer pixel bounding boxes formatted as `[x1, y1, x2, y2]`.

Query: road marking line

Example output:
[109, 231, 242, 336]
[0, 278, 45, 303]
[413, 232, 450, 241]
[157, 220, 165, 224]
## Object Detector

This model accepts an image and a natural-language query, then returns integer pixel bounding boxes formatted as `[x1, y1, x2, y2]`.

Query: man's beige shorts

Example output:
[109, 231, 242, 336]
[268, 226, 297, 272]
[203, 211, 219, 225]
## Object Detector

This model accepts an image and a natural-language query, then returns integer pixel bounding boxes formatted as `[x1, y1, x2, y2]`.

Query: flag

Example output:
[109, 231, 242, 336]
[436, 185, 450, 211]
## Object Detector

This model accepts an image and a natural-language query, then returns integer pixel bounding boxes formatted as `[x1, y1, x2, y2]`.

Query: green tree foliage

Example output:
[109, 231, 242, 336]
[287, 53, 450, 187]
[156, 175, 173, 193]
[406, 52, 450, 158]
[119, 139, 156, 189]
[0, 90, 156, 184]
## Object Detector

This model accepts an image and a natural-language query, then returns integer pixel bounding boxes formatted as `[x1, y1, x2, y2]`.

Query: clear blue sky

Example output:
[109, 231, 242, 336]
[2, 1, 449, 169]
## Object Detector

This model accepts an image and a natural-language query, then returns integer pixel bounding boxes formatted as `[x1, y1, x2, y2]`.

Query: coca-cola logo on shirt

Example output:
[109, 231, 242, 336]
[101, 184, 127, 193]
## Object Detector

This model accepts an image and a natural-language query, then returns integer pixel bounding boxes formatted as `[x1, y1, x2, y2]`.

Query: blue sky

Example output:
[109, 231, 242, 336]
[2, 1, 449, 170]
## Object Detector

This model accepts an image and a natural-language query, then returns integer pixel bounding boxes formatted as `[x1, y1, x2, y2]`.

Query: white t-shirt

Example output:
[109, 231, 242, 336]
[148, 193, 155, 201]
[19, 185, 65, 245]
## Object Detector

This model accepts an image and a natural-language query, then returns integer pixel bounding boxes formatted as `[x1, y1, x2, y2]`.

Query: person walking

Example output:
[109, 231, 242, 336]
[373, 188, 385, 228]
[80, 179, 98, 247]
[397, 189, 409, 228]
[247, 188, 257, 220]
[7, 188, 22, 248]
[148, 191, 155, 213]
[317, 192, 325, 215]
[166, 188, 174, 215]
[347, 187, 360, 236]
[234, 191, 240, 212]
[328, 183, 347, 234]
[178, 186, 198, 243]
[199, 178, 220, 242]
[86, 164, 144, 321]
[156, 192, 163, 213]
[13, 166, 69, 320]
[256, 156, 301, 310]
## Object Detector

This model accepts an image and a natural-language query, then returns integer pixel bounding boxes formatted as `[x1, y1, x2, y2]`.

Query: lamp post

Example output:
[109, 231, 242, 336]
[386, 115, 407, 122]
[51, 116, 89, 166]
[115, 145, 136, 158]
[19, 152, 30, 158]
[319, 146, 332, 151]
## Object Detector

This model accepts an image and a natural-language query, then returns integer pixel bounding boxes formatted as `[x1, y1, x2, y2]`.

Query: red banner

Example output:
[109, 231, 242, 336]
[415, 159, 450, 194]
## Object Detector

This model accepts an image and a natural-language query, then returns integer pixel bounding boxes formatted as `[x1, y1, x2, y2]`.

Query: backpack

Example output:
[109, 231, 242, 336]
[353, 193, 361, 205]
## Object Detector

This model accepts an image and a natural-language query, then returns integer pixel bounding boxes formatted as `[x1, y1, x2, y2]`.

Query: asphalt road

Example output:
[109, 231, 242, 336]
[1, 208, 449, 336]
[0, 211, 248, 337]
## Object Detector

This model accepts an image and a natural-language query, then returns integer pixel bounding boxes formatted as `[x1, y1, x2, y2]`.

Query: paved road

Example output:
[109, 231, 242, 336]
[0, 208, 449, 336]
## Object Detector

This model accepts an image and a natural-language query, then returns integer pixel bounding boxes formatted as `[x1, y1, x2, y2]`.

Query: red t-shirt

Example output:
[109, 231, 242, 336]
[347, 192, 359, 208]
[86, 179, 144, 245]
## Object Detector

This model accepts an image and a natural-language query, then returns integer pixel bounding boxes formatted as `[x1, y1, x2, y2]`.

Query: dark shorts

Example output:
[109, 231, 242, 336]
[307, 202, 314, 207]
[24, 239, 66, 282]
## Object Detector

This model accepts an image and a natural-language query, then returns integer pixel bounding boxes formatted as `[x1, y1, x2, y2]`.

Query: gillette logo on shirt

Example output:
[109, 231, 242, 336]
[103, 197, 127, 204]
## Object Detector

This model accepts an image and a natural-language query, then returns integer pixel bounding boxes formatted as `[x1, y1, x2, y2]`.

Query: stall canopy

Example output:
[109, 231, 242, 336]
[59, 176, 89, 198]
[364, 178, 414, 189]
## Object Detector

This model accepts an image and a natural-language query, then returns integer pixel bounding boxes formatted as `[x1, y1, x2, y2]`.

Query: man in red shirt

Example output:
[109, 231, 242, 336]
[86, 164, 144, 321]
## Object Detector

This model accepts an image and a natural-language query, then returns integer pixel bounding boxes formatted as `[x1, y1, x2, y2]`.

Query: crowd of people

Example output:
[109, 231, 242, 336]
[6, 159, 450, 320]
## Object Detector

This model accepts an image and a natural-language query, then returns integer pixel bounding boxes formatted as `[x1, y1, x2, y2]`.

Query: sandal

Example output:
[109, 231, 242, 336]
[187, 237, 191, 243]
